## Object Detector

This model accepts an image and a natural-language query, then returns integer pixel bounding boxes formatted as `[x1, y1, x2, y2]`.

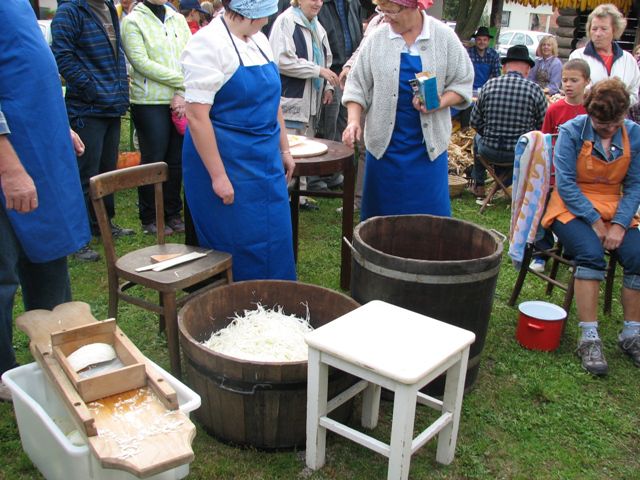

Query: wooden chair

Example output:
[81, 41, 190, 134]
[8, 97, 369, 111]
[476, 155, 513, 214]
[90, 162, 233, 377]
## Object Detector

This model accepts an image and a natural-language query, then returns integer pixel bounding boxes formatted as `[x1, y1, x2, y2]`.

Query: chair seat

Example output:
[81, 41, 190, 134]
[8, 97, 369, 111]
[116, 244, 232, 292]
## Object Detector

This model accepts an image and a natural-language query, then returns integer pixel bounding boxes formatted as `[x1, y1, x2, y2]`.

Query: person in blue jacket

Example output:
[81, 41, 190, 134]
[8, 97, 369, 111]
[0, 0, 89, 401]
[52, 0, 132, 262]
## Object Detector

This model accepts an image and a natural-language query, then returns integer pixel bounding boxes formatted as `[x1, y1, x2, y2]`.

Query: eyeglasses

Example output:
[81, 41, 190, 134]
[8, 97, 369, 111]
[375, 5, 404, 18]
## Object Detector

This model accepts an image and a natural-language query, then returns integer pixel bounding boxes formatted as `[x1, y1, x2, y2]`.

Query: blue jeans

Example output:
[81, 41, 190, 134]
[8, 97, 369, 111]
[70, 116, 121, 234]
[0, 204, 70, 375]
[552, 218, 640, 289]
[472, 134, 515, 187]
[131, 104, 183, 225]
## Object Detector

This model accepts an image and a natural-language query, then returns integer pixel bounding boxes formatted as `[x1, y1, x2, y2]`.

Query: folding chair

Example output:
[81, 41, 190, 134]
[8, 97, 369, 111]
[476, 155, 513, 214]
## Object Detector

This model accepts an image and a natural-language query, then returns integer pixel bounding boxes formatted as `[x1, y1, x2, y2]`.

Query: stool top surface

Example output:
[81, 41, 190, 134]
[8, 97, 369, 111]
[305, 300, 476, 384]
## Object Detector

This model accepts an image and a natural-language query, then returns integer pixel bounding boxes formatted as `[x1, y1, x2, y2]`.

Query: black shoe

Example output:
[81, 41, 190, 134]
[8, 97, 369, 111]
[142, 222, 173, 236]
[73, 245, 100, 262]
[166, 217, 186, 233]
[300, 202, 319, 211]
[110, 222, 135, 238]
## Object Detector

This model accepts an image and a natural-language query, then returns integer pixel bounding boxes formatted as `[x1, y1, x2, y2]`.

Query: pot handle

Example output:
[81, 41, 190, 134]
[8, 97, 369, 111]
[343, 236, 363, 263]
[527, 322, 544, 331]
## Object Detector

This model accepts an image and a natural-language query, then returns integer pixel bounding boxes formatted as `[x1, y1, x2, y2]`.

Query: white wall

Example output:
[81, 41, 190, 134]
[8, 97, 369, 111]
[502, 2, 554, 32]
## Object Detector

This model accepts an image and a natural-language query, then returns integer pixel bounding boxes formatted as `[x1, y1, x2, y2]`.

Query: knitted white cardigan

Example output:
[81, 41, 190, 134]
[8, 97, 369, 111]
[342, 12, 473, 160]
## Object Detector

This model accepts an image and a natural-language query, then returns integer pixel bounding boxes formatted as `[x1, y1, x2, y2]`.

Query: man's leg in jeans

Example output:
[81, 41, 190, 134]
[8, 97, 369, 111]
[0, 205, 21, 376]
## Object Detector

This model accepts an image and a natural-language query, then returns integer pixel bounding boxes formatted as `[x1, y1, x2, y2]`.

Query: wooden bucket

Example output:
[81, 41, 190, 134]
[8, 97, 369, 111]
[177, 280, 359, 449]
[349, 215, 503, 394]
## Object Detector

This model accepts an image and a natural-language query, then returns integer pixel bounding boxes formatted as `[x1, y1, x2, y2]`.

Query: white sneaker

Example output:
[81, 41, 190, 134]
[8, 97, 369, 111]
[0, 380, 12, 402]
[529, 258, 546, 273]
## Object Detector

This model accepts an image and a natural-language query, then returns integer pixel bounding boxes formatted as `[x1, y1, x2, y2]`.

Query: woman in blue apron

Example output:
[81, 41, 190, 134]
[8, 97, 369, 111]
[341, 0, 474, 221]
[181, 0, 296, 281]
[1, 0, 89, 377]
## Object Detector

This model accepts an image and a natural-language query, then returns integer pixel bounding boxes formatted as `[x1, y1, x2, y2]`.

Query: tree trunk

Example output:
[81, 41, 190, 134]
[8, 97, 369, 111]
[455, 0, 490, 40]
[489, 0, 504, 37]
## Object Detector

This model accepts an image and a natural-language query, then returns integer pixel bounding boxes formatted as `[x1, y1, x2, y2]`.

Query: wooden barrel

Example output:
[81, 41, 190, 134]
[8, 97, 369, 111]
[178, 280, 359, 449]
[349, 215, 503, 394]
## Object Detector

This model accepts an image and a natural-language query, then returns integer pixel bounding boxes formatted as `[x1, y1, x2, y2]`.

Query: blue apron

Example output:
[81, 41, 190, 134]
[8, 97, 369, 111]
[0, 0, 89, 262]
[360, 52, 450, 221]
[182, 20, 296, 281]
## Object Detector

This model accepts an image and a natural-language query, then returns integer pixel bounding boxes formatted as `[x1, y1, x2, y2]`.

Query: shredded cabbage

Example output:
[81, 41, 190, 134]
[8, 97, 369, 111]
[201, 303, 312, 362]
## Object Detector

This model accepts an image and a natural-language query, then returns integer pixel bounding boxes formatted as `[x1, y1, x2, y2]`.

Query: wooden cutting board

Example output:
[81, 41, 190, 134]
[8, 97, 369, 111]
[291, 139, 329, 158]
[16, 302, 196, 478]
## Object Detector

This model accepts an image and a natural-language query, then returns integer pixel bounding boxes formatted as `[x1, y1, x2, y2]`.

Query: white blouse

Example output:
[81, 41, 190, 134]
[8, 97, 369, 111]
[180, 16, 274, 105]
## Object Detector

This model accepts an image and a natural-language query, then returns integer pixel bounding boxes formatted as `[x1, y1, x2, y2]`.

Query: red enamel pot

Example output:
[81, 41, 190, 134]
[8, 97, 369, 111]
[516, 301, 567, 352]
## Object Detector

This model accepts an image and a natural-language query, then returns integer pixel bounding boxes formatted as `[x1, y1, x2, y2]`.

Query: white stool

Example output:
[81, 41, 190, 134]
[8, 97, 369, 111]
[305, 300, 476, 480]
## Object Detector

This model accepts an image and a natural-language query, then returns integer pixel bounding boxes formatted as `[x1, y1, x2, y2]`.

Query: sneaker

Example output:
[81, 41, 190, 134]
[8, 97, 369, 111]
[618, 334, 640, 367]
[72, 245, 100, 262]
[468, 184, 485, 197]
[326, 173, 344, 189]
[300, 201, 319, 211]
[529, 258, 546, 273]
[576, 339, 608, 376]
[142, 222, 173, 236]
[0, 380, 12, 402]
[110, 222, 135, 238]
[166, 217, 186, 233]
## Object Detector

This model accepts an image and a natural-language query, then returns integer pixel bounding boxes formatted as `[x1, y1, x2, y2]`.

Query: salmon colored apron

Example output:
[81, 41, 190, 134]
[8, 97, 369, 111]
[542, 126, 639, 229]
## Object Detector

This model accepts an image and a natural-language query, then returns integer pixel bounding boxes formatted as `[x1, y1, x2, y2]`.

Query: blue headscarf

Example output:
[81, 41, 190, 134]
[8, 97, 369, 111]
[293, 6, 325, 91]
[229, 0, 278, 19]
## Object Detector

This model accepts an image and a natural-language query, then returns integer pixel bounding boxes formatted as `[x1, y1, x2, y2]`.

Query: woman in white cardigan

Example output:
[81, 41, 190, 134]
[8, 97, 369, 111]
[569, 3, 640, 104]
[342, 0, 473, 220]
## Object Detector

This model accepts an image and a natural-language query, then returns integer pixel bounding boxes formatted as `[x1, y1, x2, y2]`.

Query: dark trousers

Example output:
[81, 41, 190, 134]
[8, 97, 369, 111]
[472, 134, 515, 187]
[131, 104, 183, 225]
[0, 205, 70, 374]
[70, 116, 121, 233]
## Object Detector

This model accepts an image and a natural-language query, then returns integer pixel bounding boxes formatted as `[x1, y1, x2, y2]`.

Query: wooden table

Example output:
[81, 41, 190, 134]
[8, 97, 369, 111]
[290, 138, 355, 291]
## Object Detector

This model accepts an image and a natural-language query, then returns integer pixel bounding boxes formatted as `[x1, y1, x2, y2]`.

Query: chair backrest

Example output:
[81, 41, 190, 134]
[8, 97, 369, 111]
[89, 162, 169, 268]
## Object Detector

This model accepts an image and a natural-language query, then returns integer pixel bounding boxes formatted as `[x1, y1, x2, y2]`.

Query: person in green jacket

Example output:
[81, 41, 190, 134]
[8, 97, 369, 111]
[121, 0, 191, 235]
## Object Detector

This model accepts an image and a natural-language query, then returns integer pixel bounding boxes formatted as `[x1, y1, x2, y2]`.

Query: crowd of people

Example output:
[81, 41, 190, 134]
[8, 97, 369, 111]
[2, 0, 640, 401]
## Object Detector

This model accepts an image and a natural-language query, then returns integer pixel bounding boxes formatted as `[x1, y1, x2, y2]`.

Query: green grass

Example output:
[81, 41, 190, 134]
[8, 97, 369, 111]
[2, 183, 640, 479]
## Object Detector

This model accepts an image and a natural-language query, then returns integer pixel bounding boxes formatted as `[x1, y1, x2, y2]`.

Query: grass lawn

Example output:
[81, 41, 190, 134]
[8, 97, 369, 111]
[1, 156, 639, 479]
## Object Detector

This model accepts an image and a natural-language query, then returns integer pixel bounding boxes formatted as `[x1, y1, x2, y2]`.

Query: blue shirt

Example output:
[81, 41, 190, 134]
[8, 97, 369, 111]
[554, 115, 640, 228]
[334, 0, 352, 57]
[467, 46, 501, 90]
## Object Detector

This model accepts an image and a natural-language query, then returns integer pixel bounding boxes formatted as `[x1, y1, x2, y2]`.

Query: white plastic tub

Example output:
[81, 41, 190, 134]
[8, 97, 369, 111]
[2, 361, 200, 480]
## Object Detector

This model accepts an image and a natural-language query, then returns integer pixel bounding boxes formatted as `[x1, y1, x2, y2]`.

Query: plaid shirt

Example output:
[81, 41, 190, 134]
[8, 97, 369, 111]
[0, 102, 9, 135]
[467, 46, 501, 86]
[471, 71, 547, 152]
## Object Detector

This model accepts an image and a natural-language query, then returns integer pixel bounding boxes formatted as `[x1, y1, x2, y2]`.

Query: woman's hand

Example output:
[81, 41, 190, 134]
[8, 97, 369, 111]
[322, 89, 333, 105]
[212, 173, 234, 205]
[342, 121, 361, 148]
[603, 223, 626, 251]
[591, 218, 608, 243]
[412, 95, 441, 114]
[282, 151, 295, 183]
[171, 94, 186, 118]
[319, 68, 340, 88]
[338, 66, 350, 89]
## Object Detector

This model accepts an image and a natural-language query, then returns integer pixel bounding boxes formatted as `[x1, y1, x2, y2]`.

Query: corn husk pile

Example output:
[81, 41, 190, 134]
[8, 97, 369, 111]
[448, 127, 475, 177]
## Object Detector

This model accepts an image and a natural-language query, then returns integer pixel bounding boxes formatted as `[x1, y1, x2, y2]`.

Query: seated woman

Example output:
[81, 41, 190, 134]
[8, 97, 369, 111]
[527, 35, 563, 95]
[542, 78, 640, 376]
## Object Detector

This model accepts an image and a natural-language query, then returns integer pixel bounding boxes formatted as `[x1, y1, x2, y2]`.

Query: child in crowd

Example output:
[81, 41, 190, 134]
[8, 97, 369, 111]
[530, 59, 590, 272]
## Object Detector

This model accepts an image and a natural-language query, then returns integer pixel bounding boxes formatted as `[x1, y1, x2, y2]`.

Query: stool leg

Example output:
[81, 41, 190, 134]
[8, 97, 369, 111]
[388, 384, 417, 480]
[436, 346, 470, 465]
[306, 348, 328, 470]
[361, 383, 381, 429]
